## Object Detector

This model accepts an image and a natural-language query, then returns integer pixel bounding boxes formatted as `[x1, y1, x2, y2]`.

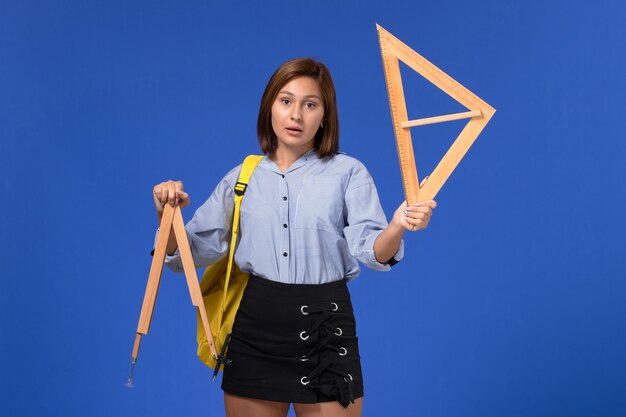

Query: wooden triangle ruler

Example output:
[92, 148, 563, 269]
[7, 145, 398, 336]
[126, 203, 217, 387]
[377, 24, 496, 204]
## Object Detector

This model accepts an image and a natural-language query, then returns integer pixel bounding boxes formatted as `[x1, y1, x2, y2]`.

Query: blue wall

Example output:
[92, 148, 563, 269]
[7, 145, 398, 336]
[2, 1, 625, 416]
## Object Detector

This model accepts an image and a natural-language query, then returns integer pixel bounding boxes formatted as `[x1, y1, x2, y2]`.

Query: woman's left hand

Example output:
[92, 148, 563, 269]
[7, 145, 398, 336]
[374, 181, 437, 263]
[392, 199, 437, 232]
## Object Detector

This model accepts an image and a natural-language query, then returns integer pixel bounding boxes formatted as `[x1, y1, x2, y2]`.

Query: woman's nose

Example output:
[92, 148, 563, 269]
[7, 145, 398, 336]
[290, 107, 302, 121]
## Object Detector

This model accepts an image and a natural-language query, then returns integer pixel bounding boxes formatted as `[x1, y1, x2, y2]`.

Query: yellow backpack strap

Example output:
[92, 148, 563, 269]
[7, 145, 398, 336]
[219, 155, 264, 322]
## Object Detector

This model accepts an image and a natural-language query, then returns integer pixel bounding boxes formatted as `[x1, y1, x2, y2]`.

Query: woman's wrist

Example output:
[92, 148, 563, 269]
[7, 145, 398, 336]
[388, 215, 405, 235]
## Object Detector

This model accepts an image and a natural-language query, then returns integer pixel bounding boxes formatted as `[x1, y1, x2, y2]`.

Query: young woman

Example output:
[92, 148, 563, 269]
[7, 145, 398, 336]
[153, 58, 436, 417]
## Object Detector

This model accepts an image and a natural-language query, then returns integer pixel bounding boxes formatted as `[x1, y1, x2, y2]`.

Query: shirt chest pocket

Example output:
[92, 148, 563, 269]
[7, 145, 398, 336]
[294, 177, 344, 233]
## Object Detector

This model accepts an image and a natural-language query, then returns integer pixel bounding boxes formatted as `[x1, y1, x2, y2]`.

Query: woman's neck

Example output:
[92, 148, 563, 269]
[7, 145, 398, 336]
[270, 145, 314, 172]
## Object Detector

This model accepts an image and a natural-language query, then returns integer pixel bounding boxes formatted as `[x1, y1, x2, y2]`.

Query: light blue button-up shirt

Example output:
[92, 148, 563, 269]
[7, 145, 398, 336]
[164, 149, 403, 284]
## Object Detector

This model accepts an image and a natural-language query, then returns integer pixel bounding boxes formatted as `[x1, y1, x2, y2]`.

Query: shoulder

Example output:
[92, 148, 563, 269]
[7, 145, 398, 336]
[320, 152, 368, 174]
[220, 163, 243, 187]
[218, 154, 266, 188]
[322, 153, 373, 188]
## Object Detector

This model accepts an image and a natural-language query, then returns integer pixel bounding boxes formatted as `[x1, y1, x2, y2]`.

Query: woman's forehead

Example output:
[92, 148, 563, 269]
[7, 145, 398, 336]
[279, 76, 322, 98]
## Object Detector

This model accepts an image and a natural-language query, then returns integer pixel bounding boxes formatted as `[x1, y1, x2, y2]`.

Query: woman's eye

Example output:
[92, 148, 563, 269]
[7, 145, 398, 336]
[305, 102, 316, 109]
[281, 98, 290, 105]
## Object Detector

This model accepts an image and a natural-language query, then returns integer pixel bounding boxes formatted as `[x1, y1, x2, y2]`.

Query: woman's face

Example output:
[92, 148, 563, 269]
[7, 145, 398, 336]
[271, 76, 324, 154]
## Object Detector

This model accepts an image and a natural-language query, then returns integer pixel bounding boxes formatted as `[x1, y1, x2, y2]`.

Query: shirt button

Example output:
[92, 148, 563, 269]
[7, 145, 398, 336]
[282, 252, 288, 257]
[281, 174, 285, 178]
[282, 196, 287, 201]
[283, 224, 288, 228]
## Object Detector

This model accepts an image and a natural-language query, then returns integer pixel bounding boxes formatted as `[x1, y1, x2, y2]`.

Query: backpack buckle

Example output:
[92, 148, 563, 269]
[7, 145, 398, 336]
[234, 181, 248, 196]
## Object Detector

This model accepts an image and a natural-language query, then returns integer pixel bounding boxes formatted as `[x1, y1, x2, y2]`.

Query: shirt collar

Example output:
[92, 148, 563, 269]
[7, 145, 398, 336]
[262, 148, 318, 175]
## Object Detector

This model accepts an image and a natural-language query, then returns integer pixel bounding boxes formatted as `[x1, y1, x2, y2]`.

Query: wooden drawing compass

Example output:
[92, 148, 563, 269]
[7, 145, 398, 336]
[377, 24, 495, 204]
[126, 204, 217, 387]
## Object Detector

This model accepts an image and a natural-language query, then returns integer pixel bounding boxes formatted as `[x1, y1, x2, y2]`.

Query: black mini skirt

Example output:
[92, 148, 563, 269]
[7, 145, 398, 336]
[221, 274, 363, 407]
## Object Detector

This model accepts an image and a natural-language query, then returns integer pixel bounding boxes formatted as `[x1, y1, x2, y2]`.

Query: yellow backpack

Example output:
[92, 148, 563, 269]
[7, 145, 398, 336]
[196, 155, 263, 370]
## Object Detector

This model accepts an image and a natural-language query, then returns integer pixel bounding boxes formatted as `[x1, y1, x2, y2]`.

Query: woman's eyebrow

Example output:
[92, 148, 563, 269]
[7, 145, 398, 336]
[278, 90, 321, 100]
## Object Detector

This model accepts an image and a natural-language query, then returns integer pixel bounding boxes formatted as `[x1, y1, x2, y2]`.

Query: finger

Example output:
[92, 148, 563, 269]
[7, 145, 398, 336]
[409, 206, 432, 214]
[409, 201, 437, 211]
[409, 213, 431, 230]
[404, 208, 431, 221]
[158, 183, 167, 206]
[410, 200, 436, 207]
[423, 200, 437, 209]
[414, 208, 433, 220]
[174, 181, 184, 206]
[416, 212, 429, 222]
[167, 181, 177, 206]
[159, 183, 169, 206]
[153, 185, 166, 207]
[404, 216, 415, 231]
[403, 210, 419, 224]
[403, 201, 419, 213]
[404, 216, 414, 231]
[418, 216, 430, 229]
[414, 217, 429, 231]
[179, 192, 190, 208]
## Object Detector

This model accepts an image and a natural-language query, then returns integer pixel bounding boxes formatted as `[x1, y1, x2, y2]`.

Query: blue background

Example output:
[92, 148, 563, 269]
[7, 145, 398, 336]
[2, 1, 625, 416]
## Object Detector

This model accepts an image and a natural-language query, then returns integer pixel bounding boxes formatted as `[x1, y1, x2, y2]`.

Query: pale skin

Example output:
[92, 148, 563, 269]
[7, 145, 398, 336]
[152, 76, 436, 417]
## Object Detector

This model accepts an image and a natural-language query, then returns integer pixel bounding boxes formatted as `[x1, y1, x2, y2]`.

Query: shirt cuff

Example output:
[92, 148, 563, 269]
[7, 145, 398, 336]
[363, 233, 404, 271]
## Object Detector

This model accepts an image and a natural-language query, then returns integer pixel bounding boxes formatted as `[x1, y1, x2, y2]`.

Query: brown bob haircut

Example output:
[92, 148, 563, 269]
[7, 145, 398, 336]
[257, 58, 339, 158]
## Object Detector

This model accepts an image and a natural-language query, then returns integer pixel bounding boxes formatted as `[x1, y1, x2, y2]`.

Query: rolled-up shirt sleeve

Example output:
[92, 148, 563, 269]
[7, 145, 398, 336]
[162, 170, 237, 273]
[342, 163, 404, 272]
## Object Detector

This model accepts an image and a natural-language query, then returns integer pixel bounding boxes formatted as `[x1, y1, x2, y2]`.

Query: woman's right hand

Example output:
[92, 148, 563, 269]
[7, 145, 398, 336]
[153, 180, 190, 217]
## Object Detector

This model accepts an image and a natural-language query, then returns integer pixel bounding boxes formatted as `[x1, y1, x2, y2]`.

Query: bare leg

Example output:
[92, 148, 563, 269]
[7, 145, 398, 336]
[224, 393, 290, 417]
[293, 397, 363, 417]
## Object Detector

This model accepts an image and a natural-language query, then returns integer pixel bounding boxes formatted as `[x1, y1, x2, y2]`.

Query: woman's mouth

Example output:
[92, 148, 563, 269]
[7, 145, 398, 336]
[286, 126, 303, 134]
